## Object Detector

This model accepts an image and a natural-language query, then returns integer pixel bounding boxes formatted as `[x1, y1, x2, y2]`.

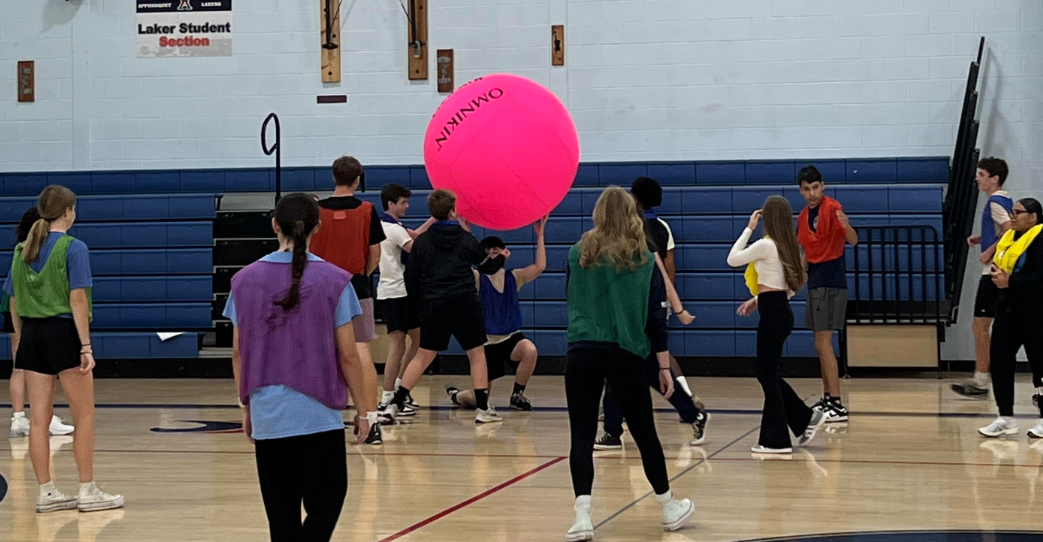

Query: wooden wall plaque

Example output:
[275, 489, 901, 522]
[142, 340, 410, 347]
[320, 0, 341, 83]
[437, 49, 454, 93]
[551, 25, 564, 66]
[407, 0, 428, 80]
[17, 61, 34, 103]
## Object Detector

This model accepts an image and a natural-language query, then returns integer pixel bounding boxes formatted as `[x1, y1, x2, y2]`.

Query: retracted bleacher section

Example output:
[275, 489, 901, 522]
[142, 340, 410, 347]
[0, 194, 216, 361]
[0, 156, 948, 367]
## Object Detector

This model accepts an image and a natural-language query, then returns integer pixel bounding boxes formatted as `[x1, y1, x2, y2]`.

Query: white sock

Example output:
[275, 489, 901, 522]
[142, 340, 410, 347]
[575, 495, 592, 508]
[13, 411, 25, 419]
[676, 377, 693, 397]
[40, 481, 56, 494]
[395, 378, 403, 390]
[974, 372, 990, 386]
[655, 490, 674, 504]
[381, 390, 394, 404]
[1036, 386, 1043, 396]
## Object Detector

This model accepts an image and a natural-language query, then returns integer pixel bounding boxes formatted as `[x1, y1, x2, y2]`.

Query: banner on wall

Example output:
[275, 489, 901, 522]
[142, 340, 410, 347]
[136, 0, 233, 58]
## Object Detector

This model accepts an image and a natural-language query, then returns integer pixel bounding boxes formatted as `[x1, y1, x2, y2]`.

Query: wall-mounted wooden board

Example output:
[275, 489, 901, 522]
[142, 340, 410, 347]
[407, 0, 428, 80]
[552, 25, 564, 66]
[18, 61, 34, 103]
[437, 49, 454, 93]
[321, 0, 341, 83]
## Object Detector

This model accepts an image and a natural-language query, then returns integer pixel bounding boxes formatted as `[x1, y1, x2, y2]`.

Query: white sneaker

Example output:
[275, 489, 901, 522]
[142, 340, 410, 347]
[565, 501, 594, 542]
[36, 488, 78, 513]
[1028, 420, 1043, 439]
[475, 406, 503, 424]
[798, 410, 827, 447]
[78, 483, 124, 512]
[659, 493, 694, 532]
[751, 445, 792, 454]
[49, 416, 75, 436]
[10, 414, 30, 438]
[979, 417, 1019, 438]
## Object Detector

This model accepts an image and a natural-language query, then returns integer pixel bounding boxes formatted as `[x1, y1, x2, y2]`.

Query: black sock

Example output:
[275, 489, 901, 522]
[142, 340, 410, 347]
[392, 386, 411, 408]
[512, 382, 526, 396]
[474, 389, 489, 410]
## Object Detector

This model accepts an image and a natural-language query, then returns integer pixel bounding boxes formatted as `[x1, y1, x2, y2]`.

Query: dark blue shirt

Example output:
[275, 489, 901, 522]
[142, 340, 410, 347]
[805, 206, 847, 290]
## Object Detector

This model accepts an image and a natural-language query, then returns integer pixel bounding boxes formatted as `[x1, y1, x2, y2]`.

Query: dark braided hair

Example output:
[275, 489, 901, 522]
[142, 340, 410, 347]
[273, 193, 320, 310]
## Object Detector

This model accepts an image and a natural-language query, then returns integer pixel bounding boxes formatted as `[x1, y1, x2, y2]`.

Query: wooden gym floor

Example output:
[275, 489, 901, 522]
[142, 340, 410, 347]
[2, 376, 1043, 542]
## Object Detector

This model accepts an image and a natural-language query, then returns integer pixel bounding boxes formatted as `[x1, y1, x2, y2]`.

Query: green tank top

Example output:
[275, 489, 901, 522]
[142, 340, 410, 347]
[11, 235, 93, 320]
[566, 244, 654, 358]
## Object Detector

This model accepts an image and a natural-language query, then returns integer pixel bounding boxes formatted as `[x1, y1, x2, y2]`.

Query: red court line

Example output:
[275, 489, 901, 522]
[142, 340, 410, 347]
[376, 455, 567, 542]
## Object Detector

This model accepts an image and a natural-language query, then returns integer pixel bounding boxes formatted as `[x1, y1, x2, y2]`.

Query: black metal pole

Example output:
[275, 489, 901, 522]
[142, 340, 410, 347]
[261, 113, 281, 205]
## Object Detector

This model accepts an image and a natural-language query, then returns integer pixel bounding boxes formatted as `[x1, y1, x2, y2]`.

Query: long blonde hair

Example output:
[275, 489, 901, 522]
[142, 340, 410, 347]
[762, 195, 807, 293]
[578, 186, 648, 271]
[23, 185, 77, 264]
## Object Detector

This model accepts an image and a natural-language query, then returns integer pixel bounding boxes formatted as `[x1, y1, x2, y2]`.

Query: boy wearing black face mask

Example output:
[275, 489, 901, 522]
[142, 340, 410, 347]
[446, 216, 548, 412]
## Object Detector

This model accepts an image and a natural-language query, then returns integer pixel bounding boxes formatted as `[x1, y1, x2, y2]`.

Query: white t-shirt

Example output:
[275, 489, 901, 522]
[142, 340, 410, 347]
[658, 218, 676, 251]
[982, 190, 1012, 276]
[377, 220, 412, 299]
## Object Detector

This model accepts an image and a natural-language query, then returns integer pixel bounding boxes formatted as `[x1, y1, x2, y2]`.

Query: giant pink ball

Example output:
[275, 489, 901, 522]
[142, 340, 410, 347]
[423, 74, 579, 231]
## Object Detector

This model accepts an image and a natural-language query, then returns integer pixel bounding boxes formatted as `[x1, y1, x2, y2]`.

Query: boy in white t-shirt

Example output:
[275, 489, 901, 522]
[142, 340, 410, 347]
[376, 184, 435, 419]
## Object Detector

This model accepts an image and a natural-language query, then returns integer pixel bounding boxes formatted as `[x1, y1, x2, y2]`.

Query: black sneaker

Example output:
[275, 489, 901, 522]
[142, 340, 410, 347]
[445, 384, 461, 406]
[364, 423, 383, 445]
[824, 399, 849, 423]
[405, 393, 420, 410]
[510, 392, 532, 411]
[593, 433, 622, 450]
[951, 380, 989, 398]
[811, 395, 830, 413]
[690, 409, 709, 446]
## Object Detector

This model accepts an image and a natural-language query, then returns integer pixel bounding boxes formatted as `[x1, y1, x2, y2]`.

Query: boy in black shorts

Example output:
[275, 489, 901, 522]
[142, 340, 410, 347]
[384, 190, 502, 424]
[376, 184, 436, 420]
[446, 216, 548, 412]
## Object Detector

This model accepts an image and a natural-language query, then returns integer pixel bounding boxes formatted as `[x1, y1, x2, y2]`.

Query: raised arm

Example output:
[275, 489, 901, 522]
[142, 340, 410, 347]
[516, 215, 548, 286]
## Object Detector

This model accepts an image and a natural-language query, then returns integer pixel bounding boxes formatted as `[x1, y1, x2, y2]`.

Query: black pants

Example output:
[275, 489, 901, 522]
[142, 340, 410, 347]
[602, 355, 700, 437]
[254, 430, 348, 542]
[756, 292, 813, 449]
[990, 307, 1043, 418]
[566, 342, 670, 497]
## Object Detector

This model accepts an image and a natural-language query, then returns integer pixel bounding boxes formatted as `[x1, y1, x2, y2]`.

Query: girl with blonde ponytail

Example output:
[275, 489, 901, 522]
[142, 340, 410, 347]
[3, 185, 123, 513]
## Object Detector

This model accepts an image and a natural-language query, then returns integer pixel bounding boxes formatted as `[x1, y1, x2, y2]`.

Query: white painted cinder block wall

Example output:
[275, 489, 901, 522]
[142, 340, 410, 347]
[2, 0, 1041, 360]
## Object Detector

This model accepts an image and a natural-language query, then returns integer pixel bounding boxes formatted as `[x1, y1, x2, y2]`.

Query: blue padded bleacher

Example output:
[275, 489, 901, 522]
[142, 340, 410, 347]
[0, 194, 216, 360]
[0, 157, 949, 196]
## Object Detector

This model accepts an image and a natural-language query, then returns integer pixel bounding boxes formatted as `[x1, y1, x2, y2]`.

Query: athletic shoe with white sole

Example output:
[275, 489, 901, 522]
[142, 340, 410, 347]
[659, 492, 695, 532]
[565, 501, 594, 542]
[49, 416, 75, 436]
[824, 399, 849, 423]
[1027, 420, 1043, 439]
[10, 414, 29, 438]
[445, 384, 461, 406]
[593, 433, 622, 451]
[952, 380, 989, 398]
[979, 417, 1019, 438]
[77, 483, 124, 512]
[798, 410, 827, 447]
[751, 445, 792, 454]
[364, 423, 383, 445]
[405, 393, 419, 410]
[510, 392, 532, 411]
[690, 410, 709, 446]
[36, 487, 78, 513]
[475, 406, 503, 424]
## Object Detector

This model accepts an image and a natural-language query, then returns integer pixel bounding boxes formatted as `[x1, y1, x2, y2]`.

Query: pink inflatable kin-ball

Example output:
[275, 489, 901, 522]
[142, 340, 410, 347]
[423, 74, 579, 231]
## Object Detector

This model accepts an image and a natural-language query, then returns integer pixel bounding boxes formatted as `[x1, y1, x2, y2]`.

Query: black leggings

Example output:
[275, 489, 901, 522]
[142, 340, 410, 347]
[566, 342, 670, 497]
[756, 292, 813, 449]
[990, 308, 1043, 418]
[602, 355, 701, 437]
[255, 429, 348, 542]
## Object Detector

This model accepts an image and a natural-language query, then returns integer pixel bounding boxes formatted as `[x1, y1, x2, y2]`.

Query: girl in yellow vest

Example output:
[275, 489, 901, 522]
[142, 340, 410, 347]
[4, 186, 122, 513]
[979, 198, 1043, 438]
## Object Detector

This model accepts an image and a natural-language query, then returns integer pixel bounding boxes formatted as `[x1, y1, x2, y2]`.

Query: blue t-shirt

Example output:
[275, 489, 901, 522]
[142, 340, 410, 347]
[3, 232, 93, 317]
[805, 206, 847, 290]
[223, 251, 362, 441]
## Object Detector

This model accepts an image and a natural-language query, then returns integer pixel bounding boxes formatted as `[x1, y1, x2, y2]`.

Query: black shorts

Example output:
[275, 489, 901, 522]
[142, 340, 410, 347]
[2, 311, 12, 334]
[485, 332, 527, 381]
[16, 317, 82, 376]
[378, 296, 419, 334]
[974, 275, 1001, 318]
[419, 294, 487, 352]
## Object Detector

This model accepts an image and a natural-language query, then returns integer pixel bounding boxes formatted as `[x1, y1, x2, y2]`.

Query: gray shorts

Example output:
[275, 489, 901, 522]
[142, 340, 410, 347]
[353, 298, 378, 343]
[805, 287, 848, 332]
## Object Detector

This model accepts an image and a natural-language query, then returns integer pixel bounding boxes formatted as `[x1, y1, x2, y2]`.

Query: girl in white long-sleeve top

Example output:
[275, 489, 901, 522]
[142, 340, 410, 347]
[728, 196, 826, 454]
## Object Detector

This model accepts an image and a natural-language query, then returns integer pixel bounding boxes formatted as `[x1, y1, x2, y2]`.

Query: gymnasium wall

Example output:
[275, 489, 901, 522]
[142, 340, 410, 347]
[2, 0, 1042, 361]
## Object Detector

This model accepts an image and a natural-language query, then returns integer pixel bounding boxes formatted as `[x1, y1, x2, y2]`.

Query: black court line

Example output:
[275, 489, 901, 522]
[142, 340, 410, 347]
[593, 423, 761, 531]
[1, 403, 1035, 420]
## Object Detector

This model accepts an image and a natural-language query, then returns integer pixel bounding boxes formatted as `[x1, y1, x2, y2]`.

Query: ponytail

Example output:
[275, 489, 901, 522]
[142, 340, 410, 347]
[274, 220, 309, 310]
[21, 219, 50, 263]
[271, 193, 321, 311]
